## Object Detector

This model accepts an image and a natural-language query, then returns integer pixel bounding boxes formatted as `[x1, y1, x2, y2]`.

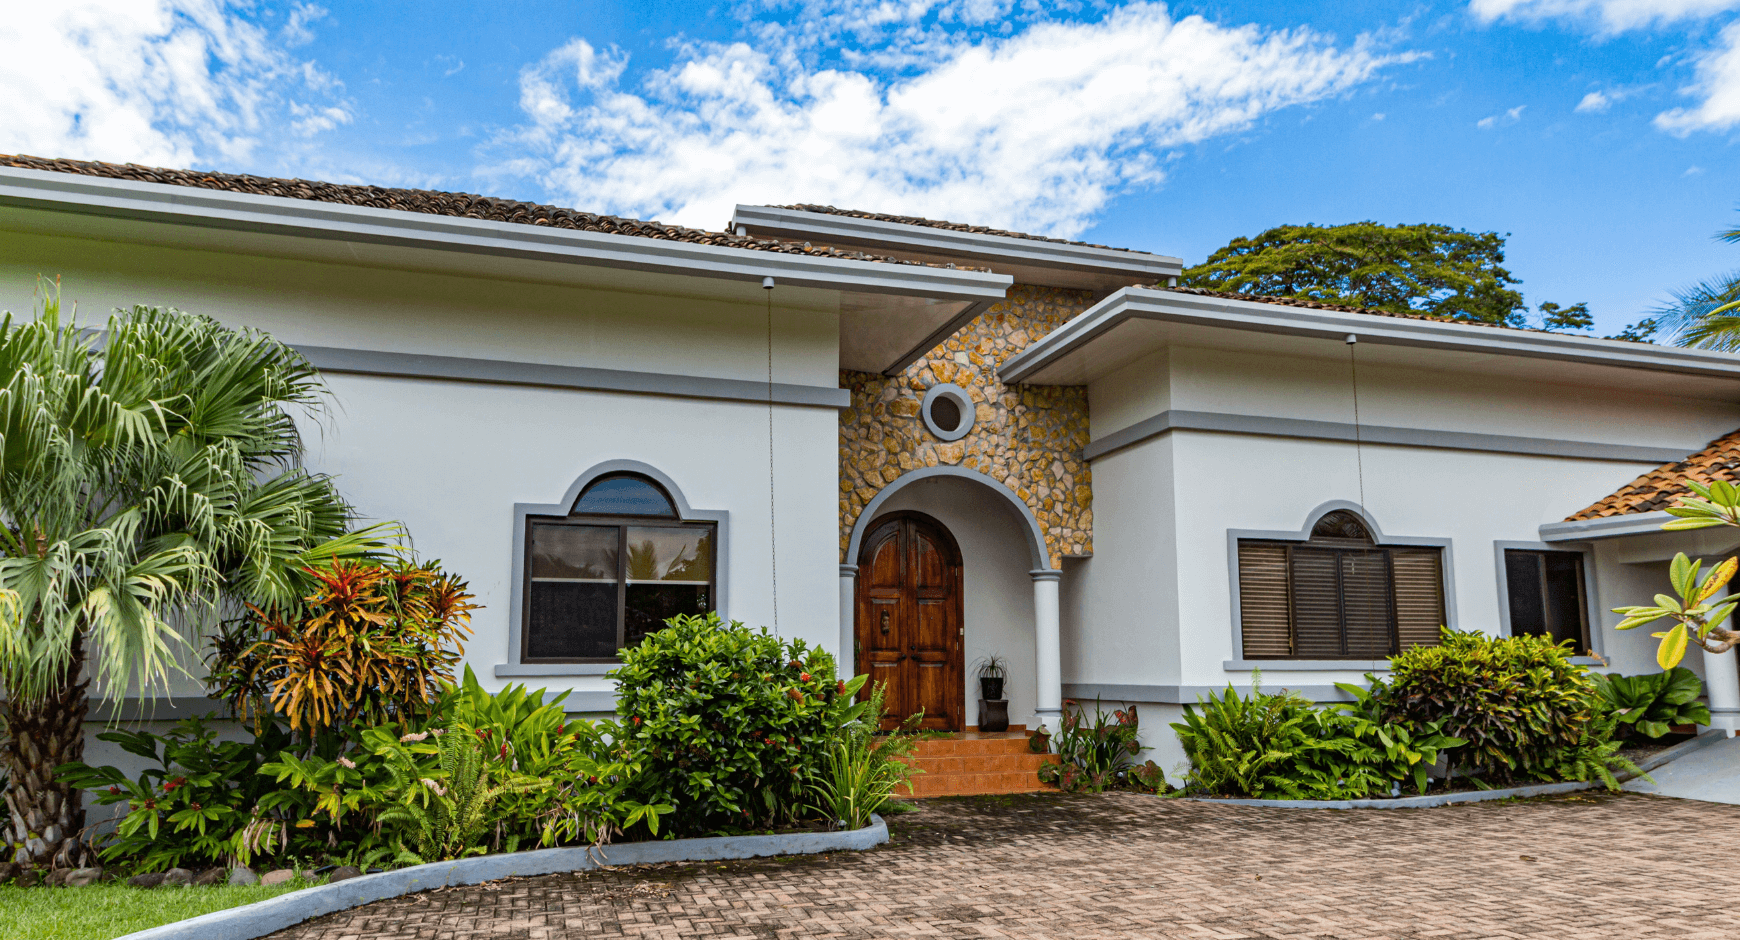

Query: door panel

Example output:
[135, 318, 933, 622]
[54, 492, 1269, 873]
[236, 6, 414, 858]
[855, 513, 963, 731]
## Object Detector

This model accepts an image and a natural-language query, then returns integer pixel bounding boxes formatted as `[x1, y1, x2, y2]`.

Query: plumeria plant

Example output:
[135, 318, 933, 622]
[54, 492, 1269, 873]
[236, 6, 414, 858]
[1611, 480, 1740, 668]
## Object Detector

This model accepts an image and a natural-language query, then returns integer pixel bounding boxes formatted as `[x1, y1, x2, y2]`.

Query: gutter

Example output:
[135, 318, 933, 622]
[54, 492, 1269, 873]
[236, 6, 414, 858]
[1539, 511, 1676, 542]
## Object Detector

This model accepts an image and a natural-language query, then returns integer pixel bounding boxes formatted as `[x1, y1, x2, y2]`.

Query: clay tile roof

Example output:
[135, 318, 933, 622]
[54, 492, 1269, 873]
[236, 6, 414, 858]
[775, 204, 1140, 253]
[1158, 285, 1531, 331]
[0, 155, 953, 268]
[1567, 429, 1740, 520]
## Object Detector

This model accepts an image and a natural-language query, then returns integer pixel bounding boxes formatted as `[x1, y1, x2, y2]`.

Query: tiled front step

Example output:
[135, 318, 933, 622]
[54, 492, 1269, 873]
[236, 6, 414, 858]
[902, 768, 1056, 798]
[898, 729, 1059, 798]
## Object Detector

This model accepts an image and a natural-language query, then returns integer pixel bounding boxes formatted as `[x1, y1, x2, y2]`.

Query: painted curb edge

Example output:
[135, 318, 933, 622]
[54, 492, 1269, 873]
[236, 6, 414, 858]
[114, 815, 888, 940]
[1186, 729, 1730, 810]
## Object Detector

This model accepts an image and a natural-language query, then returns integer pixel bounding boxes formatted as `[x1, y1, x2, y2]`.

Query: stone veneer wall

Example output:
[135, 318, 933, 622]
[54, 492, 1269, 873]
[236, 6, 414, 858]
[839, 284, 1094, 568]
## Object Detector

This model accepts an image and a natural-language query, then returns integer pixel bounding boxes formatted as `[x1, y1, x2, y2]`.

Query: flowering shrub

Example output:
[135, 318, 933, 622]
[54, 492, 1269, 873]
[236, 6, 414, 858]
[611, 612, 862, 836]
[1037, 700, 1163, 794]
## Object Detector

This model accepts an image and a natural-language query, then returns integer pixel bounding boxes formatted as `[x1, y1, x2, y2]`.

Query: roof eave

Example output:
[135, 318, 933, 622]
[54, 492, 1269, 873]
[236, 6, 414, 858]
[730, 204, 1182, 283]
[0, 166, 1012, 303]
[999, 286, 1740, 385]
[1539, 512, 1676, 542]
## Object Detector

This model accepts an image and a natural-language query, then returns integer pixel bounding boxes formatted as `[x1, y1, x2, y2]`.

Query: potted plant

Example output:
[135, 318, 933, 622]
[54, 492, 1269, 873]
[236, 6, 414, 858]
[972, 655, 1007, 702]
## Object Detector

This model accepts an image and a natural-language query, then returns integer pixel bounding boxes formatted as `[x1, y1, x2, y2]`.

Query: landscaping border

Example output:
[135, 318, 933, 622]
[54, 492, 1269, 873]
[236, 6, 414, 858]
[113, 816, 888, 940]
[1187, 730, 1729, 810]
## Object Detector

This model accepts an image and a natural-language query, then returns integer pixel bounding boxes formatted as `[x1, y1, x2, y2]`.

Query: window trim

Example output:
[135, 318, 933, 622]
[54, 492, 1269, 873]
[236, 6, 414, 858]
[1226, 501, 1457, 665]
[1493, 539, 1604, 658]
[502, 460, 729, 675]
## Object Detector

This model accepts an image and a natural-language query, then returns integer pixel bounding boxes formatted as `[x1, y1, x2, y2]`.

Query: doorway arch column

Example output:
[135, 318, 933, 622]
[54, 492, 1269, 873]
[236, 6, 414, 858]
[1031, 569, 1063, 732]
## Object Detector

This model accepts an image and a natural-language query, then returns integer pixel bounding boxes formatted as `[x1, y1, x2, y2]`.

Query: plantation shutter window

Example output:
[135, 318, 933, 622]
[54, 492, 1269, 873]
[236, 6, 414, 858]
[523, 473, 716, 663]
[1503, 549, 1589, 652]
[1237, 511, 1445, 660]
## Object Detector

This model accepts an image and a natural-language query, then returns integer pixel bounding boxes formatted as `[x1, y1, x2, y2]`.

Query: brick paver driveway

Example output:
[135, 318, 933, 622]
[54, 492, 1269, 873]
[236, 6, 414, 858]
[276, 791, 1740, 939]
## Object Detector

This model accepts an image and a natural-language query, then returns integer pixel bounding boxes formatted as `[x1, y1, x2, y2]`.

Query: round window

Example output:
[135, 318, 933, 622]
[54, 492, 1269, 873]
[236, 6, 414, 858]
[921, 383, 975, 441]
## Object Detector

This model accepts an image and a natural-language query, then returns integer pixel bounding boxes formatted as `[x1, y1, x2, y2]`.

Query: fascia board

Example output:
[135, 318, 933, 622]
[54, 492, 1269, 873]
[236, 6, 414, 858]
[0, 168, 1011, 303]
[732, 204, 1182, 280]
[1539, 511, 1676, 542]
[1000, 286, 1740, 384]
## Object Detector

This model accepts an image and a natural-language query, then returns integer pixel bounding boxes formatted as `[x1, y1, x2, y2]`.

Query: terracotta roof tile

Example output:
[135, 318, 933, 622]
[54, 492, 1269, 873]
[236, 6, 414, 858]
[1, 155, 955, 268]
[1567, 429, 1740, 520]
[775, 204, 1140, 253]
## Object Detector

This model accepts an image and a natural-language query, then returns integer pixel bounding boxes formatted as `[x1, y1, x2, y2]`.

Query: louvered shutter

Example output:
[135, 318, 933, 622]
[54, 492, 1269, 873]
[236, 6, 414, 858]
[1391, 547, 1446, 650]
[1289, 547, 1345, 658]
[1340, 549, 1396, 658]
[1237, 542, 1293, 658]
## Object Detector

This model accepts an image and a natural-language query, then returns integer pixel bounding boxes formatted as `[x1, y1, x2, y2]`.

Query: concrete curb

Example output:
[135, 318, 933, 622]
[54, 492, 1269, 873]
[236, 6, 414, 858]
[114, 816, 888, 940]
[1185, 729, 1731, 810]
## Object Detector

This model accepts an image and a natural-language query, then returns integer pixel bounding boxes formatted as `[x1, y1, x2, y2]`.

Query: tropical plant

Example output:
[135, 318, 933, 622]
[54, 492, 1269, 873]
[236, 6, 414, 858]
[611, 612, 865, 836]
[1636, 214, 1740, 349]
[970, 655, 1007, 679]
[1332, 681, 1467, 795]
[1594, 667, 1711, 738]
[1375, 630, 1598, 784]
[205, 559, 477, 738]
[1038, 699, 1148, 793]
[808, 683, 920, 830]
[1542, 707, 1647, 791]
[1171, 683, 1341, 799]
[0, 287, 392, 871]
[373, 723, 544, 865]
[1611, 531, 1740, 669]
[1181, 221, 1584, 327]
[59, 717, 294, 872]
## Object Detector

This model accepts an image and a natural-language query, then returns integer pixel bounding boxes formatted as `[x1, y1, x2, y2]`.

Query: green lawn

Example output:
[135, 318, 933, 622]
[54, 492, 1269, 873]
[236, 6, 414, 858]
[0, 880, 311, 940]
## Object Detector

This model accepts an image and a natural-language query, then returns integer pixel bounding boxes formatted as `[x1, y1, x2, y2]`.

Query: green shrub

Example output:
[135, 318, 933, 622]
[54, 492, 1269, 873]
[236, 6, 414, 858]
[807, 682, 917, 830]
[1595, 667, 1711, 738]
[611, 612, 858, 836]
[1171, 680, 1463, 800]
[1374, 630, 1598, 784]
[60, 718, 293, 873]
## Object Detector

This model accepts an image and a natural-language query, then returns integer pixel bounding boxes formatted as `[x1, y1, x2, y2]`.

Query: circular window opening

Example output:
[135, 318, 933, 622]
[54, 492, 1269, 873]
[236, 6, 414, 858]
[921, 383, 975, 442]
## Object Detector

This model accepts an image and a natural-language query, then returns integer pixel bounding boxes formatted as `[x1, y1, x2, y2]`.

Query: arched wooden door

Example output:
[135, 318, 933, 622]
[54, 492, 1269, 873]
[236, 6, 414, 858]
[855, 511, 964, 731]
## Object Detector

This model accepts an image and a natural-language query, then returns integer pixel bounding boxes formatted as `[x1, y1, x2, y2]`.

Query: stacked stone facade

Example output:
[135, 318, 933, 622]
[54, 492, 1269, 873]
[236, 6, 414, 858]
[838, 284, 1094, 568]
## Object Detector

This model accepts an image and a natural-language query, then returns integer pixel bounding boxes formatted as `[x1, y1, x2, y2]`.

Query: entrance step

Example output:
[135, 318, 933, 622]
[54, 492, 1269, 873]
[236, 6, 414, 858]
[897, 728, 1059, 798]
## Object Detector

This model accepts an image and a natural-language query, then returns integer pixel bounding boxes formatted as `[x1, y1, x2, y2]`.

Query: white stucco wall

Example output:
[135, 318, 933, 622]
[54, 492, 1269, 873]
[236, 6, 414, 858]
[1069, 337, 1740, 763]
[871, 475, 1040, 730]
[0, 227, 846, 710]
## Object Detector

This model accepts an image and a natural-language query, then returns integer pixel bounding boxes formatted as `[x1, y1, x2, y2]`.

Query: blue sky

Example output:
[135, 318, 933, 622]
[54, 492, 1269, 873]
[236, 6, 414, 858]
[5, 1, 1740, 336]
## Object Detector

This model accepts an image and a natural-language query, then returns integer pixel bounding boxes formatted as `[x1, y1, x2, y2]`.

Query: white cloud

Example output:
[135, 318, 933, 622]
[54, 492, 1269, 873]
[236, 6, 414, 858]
[1477, 104, 1528, 127]
[1576, 90, 1612, 111]
[0, 0, 352, 169]
[1468, 0, 1740, 32]
[494, 3, 1403, 235]
[1656, 21, 1740, 131]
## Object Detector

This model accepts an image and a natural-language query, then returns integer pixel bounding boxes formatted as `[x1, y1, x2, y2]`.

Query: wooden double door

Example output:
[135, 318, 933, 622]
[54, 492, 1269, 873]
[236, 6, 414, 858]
[855, 512, 963, 731]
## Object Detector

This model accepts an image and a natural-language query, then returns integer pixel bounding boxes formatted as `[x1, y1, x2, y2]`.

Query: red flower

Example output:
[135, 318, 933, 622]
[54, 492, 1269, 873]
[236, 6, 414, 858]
[632, 715, 642, 725]
[799, 673, 811, 682]
[837, 680, 847, 695]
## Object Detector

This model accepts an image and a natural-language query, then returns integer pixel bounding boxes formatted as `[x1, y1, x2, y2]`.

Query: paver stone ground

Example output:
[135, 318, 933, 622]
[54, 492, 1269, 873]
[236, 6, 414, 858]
[273, 790, 1740, 939]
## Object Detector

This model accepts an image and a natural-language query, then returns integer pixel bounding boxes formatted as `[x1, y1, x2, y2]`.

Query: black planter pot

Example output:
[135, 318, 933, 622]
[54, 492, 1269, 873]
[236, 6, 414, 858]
[979, 676, 1004, 701]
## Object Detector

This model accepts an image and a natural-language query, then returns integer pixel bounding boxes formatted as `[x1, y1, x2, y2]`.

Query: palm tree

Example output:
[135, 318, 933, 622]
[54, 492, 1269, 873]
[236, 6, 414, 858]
[0, 286, 390, 872]
[1652, 219, 1740, 349]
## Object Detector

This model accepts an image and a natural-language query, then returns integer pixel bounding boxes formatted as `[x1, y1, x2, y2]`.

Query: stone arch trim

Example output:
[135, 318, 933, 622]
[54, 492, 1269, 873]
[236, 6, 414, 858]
[845, 466, 1054, 572]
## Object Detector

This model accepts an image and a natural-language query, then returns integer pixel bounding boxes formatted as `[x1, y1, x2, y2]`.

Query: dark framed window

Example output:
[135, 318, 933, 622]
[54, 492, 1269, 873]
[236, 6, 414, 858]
[1238, 510, 1446, 659]
[1504, 549, 1589, 651]
[522, 473, 716, 662]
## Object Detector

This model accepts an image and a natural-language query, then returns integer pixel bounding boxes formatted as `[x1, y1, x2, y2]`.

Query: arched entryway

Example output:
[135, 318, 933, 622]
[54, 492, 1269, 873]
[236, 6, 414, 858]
[856, 511, 964, 731]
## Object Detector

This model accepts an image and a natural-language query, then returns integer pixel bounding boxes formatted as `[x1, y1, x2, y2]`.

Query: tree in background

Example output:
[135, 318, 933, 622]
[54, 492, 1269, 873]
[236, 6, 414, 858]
[1182, 221, 1589, 330]
[0, 285, 390, 873]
